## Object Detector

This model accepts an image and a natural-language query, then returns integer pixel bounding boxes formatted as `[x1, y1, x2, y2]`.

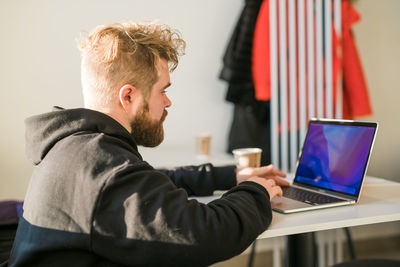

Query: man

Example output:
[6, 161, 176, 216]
[7, 22, 288, 267]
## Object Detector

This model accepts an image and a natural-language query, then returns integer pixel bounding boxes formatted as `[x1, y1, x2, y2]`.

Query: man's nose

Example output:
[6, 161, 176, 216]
[165, 95, 172, 108]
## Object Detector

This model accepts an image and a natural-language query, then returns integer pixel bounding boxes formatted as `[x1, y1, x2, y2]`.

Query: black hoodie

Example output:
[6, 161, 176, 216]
[8, 107, 272, 267]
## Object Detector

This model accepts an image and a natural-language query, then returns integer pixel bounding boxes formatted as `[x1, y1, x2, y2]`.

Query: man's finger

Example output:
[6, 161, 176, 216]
[254, 165, 286, 179]
[268, 185, 283, 199]
[251, 165, 274, 176]
[272, 176, 290, 186]
[272, 169, 287, 178]
[274, 178, 290, 186]
[275, 185, 283, 197]
[263, 175, 290, 186]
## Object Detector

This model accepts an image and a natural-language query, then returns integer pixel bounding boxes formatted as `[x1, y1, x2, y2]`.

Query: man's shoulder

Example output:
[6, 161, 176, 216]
[51, 131, 145, 174]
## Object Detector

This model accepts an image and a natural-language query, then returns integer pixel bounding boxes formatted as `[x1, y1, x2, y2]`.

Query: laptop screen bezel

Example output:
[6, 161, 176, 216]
[292, 119, 378, 201]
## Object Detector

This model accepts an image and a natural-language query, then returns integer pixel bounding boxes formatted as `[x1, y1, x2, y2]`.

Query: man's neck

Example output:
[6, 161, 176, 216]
[86, 105, 132, 133]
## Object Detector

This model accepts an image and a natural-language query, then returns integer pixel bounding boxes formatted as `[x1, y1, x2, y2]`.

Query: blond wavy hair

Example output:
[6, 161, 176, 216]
[78, 21, 186, 107]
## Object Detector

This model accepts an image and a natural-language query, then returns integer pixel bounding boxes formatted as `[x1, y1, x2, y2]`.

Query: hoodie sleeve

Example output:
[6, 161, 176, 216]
[91, 164, 272, 267]
[157, 164, 237, 196]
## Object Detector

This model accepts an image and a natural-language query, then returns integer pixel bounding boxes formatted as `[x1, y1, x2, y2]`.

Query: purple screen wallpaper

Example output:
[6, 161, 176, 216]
[295, 123, 376, 196]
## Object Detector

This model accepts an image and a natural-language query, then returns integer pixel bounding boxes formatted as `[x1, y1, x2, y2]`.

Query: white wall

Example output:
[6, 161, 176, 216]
[1, 0, 400, 200]
[353, 0, 400, 182]
[0, 0, 242, 199]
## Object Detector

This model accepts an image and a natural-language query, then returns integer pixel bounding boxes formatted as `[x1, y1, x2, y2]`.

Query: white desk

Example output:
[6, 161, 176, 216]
[261, 176, 400, 238]
[195, 176, 400, 267]
[194, 176, 400, 238]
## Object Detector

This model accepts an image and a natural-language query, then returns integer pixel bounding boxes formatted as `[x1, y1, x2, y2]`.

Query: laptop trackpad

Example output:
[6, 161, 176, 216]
[271, 197, 313, 213]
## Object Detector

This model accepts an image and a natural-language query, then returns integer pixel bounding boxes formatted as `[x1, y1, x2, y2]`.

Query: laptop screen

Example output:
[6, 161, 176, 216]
[294, 120, 377, 196]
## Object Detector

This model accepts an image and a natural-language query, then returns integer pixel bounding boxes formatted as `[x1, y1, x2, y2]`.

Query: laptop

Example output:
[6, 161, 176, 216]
[271, 119, 378, 214]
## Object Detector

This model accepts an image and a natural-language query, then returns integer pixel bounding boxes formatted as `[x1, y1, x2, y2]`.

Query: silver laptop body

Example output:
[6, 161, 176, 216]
[271, 119, 378, 214]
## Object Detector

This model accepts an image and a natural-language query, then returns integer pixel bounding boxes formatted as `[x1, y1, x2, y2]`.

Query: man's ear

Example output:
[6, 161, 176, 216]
[118, 84, 140, 112]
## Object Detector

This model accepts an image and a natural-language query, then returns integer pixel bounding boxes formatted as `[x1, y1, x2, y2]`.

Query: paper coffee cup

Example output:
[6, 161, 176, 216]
[232, 148, 262, 170]
[195, 134, 211, 158]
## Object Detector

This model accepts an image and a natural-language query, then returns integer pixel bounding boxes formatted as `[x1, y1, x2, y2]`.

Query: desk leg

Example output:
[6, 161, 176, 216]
[286, 233, 316, 267]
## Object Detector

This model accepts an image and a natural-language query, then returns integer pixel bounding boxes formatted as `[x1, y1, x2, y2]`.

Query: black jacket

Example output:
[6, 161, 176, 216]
[219, 0, 269, 122]
[8, 107, 273, 266]
[219, 0, 271, 164]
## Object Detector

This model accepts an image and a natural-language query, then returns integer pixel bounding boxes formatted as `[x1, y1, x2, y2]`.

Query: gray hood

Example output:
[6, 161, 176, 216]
[25, 106, 139, 165]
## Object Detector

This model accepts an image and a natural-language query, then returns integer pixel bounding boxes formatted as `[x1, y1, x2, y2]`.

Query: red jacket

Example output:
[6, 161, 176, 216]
[252, 0, 372, 119]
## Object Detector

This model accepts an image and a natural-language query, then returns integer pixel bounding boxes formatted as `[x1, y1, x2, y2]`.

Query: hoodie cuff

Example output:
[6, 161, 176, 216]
[212, 165, 237, 190]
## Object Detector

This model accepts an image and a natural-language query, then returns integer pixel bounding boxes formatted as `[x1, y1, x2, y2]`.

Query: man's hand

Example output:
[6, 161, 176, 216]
[246, 176, 283, 200]
[236, 165, 289, 200]
[236, 165, 289, 186]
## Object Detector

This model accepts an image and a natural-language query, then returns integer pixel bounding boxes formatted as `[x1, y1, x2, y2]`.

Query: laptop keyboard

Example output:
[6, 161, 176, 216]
[282, 186, 345, 205]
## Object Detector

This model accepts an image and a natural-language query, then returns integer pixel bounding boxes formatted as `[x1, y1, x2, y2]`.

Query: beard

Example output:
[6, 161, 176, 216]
[130, 107, 168, 147]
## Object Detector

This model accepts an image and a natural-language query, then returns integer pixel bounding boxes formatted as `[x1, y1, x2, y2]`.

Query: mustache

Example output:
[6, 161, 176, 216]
[161, 110, 168, 122]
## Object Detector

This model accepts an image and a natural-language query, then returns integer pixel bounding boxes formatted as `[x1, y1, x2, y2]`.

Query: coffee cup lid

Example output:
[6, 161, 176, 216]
[232, 148, 262, 155]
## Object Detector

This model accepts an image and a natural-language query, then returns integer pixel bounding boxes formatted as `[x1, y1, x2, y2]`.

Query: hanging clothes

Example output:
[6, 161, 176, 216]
[219, 0, 267, 121]
[219, 0, 271, 164]
[220, 0, 262, 108]
[341, 0, 372, 119]
[252, 0, 372, 119]
[252, 0, 271, 102]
